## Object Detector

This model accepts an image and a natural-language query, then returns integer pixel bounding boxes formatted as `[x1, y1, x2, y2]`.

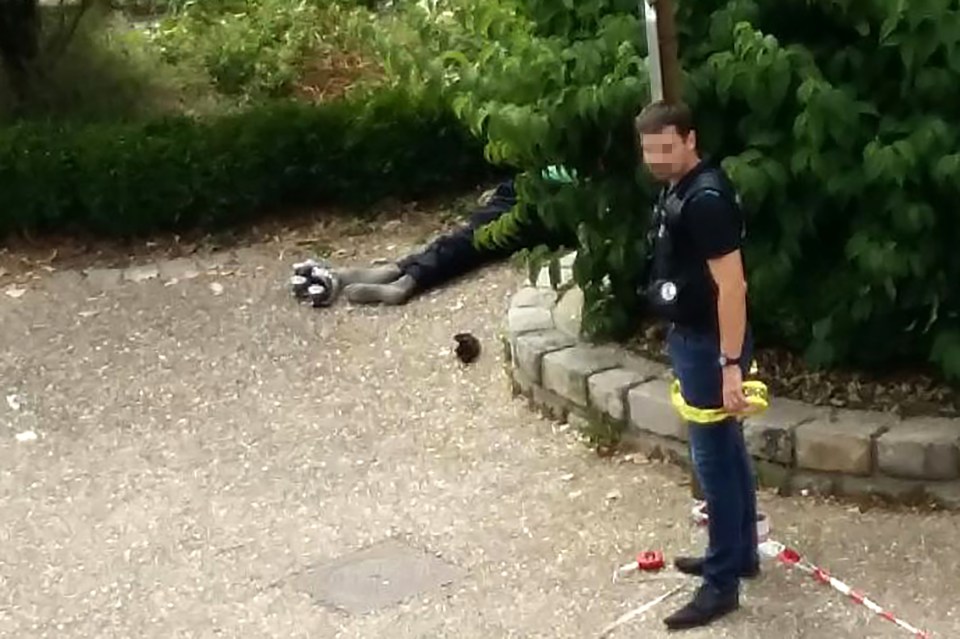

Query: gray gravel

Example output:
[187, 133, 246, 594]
[1, 232, 959, 639]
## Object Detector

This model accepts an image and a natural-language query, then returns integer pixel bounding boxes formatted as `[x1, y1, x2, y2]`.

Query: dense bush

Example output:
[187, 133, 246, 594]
[375, 0, 960, 382]
[0, 84, 488, 237]
[151, 0, 380, 102]
[372, 0, 655, 336]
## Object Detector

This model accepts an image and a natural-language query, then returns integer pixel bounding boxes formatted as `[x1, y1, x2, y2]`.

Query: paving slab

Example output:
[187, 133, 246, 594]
[290, 539, 464, 614]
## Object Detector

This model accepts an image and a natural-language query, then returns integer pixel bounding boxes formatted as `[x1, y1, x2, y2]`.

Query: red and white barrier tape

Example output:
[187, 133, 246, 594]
[607, 504, 931, 636]
[759, 540, 931, 638]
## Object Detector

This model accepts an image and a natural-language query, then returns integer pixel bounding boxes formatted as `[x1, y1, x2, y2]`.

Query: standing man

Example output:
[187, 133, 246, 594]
[635, 100, 759, 630]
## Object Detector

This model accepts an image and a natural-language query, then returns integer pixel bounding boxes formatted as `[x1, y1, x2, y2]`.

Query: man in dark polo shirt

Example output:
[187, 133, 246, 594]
[635, 100, 758, 630]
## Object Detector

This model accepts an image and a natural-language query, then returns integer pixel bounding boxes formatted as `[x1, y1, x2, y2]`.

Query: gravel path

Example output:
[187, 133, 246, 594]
[1, 222, 958, 638]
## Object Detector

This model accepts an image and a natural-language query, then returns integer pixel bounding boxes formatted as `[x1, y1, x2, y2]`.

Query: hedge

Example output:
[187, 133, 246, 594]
[0, 84, 488, 237]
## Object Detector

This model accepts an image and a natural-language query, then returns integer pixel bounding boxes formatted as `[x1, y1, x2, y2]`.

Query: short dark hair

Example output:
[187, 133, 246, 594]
[634, 100, 694, 137]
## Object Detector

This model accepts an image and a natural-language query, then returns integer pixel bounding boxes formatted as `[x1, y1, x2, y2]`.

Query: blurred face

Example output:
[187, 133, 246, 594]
[640, 125, 698, 183]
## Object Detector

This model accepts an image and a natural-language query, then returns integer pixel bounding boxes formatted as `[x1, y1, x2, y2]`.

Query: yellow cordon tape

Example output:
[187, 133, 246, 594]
[669, 378, 770, 424]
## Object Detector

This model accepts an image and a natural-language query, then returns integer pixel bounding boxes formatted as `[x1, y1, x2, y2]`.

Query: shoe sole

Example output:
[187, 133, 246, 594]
[664, 604, 740, 630]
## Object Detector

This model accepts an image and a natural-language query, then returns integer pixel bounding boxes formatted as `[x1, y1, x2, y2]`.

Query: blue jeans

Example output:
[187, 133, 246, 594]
[667, 324, 758, 595]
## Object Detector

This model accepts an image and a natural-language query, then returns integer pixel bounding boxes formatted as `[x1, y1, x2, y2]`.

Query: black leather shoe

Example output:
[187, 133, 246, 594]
[663, 584, 739, 630]
[674, 556, 760, 579]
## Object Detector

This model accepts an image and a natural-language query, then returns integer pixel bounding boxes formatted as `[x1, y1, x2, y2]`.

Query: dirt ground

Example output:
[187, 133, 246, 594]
[1, 209, 958, 638]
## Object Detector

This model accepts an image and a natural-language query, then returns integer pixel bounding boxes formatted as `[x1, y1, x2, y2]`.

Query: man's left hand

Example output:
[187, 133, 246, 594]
[722, 365, 749, 413]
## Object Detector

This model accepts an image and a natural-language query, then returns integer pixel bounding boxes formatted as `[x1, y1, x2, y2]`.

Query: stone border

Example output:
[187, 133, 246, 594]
[502, 254, 960, 510]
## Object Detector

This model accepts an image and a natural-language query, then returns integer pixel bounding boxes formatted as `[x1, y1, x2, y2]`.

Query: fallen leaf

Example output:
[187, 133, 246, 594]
[209, 282, 224, 296]
[4, 286, 26, 299]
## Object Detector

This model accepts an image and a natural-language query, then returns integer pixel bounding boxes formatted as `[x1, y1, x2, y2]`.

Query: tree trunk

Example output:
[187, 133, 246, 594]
[0, 0, 41, 103]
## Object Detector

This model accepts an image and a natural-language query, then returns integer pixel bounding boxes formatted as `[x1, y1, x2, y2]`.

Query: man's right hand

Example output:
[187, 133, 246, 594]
[722, 365, 749, 414]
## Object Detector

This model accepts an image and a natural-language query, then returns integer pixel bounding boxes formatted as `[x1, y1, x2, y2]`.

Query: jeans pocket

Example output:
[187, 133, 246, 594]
[669, 331, 723, 409]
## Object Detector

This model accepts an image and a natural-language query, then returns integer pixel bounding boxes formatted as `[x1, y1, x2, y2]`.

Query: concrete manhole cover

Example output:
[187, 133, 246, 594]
[291, 539, 464, 614]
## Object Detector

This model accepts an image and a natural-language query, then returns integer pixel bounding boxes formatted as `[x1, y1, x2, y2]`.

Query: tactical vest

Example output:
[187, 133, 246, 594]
[644, 166, 744, 326]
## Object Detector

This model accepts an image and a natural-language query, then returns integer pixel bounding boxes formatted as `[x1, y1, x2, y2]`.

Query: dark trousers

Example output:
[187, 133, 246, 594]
[667, 324, 758, 595]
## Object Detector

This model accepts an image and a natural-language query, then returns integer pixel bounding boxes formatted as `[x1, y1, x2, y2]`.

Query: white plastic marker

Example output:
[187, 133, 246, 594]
[598, 584, 686, 638]
[691, 500, 771, 542]
[759, 540, 932, 638]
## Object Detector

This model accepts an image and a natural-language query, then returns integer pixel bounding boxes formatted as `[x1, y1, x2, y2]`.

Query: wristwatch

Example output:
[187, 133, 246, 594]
[719, 354, 741, 368]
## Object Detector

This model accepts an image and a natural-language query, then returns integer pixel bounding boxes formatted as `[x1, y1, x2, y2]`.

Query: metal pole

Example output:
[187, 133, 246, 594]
[652, 0, 682, 104]
[641, 0, 663, 103]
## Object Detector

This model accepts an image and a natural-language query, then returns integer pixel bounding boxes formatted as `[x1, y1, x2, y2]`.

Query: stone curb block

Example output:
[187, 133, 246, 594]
[588, 368, 649, 422]
[876, 418, 960, 480]
[507, 306, 554, 335]
[620, 353, 670, 379]
[512, 330, 577, 385]
[510, 287, 558, 309]
[743, 397, 821, 466]
[542, 346, 621, 407]
[627, 379, 687, 441]
[795, 410, 893, 476]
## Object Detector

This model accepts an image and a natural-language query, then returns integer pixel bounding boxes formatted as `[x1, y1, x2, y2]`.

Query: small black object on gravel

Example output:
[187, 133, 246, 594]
[454, 332, 481, 364]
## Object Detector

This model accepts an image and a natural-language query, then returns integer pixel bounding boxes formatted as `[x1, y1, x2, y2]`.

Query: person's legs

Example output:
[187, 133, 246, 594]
[343, 274, 418, 305]
[672, 325, 759, 573]
[663, 326, 749, 629]
[333, 264, 404, 285]
[733, 420, 760, 571]
[731, 329, 759, 569]
[687, 419, 745, 594]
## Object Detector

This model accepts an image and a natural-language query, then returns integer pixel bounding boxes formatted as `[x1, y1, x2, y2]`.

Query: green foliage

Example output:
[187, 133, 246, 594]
[376, 0, 960, 381]
[151, 0, 379, 103]
[373, 0, 654, 341]
[0, 84, 487, 237]
[152, 0, 325, 100]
